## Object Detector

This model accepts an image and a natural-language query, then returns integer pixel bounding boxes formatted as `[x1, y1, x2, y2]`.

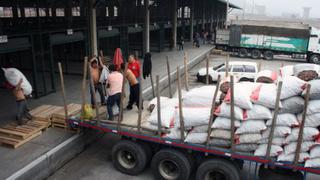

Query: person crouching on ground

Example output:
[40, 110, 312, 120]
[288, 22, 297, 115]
[13, 79, 32, 125]
[106, 65, 123, 120]
[89, 57, 105, 108]
[128, 55, 141, 82]
[121, 63, 141, 110]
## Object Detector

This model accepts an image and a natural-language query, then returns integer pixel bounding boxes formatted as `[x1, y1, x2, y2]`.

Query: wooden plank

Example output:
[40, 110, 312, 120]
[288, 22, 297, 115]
[225, 54, 229, 77]
[58, 62, 69, 127]
[118, 63, 128, 130]
[177, 67, 185, 141]
[88, 61, 100, 124]
[29, 105, 52, 116]
[294, 84, 311, 165]
[156, 75, 162, 138]
[0, 128, 29, 139]
[184, 52, 189, 91]
[265, 81, 283, 163]
[166, 56, 173, 98]
[137, 67, 143, 133]
[206, 54, 210, 85]
[230, 76, 235, 153]
[81, 57, 88, 120]
[52, 104, 81, 119]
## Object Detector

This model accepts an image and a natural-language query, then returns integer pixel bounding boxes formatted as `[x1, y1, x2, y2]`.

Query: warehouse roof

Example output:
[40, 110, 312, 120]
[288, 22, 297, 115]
[217, 0, 242, 9]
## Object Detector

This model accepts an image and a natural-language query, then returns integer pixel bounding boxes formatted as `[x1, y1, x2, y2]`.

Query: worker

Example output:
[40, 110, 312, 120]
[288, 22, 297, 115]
[89, 57, 105, 108]
[121, 63, 141, 110]
[106, 64, 123, 120]
[13, 79, 32, 125]
[178, 35, 184, 51]
[128, 55, 141, 82]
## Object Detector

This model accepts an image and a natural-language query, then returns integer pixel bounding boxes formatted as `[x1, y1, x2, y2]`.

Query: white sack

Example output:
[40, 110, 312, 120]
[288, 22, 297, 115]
[2, 68, 32, 96]
[211, 117, 240, 129]
[214, 103, 245, 120]
[148, 97, 177, 109]
[210, 129, 231, 139]
[280, 76, 306, 99]
[277, 153, 309, 163]
[209, 139, 231, 147]
[262, 126, 292, 138]
[162, 128, 186, 140]
[175, 107, 211, 128]
[192, 125, 209, 133]
[184, 132, 207, 144]
[279, 96, 304, 114]
[293, 64, 320, 76]
[255, 70, 278, 82]
[307, 100, 320, 115]
[149, 106, 175, 128]
[297, 113, 320, 128]
[266, 113, 299, 127]
[310, 145, 320, 159]
[246, 104, 272, 120]
[284, 141, 314, 155]
[224, 82, 255, 110]
[303, 79, 320, 100]
[99, 65, 110, 83]
[236, 133, 262, 144]
[182, 86, 217, 107]
[285, 127, 319, 142]
[235, 120, 267, 134]
[235, 144, 258, 152]
[254, 144, 283, 157]
[305, 158, 320, 168]
[258, 137, 286, 146]
[280, 65, 294, 77]
[250, 83, 281, 109]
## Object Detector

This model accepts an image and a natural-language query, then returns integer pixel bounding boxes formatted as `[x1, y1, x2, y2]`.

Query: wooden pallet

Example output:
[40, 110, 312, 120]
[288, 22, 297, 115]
[30, 105, 63, 125]
[51, 104, 81, 129]
[0, 120, 48, 148]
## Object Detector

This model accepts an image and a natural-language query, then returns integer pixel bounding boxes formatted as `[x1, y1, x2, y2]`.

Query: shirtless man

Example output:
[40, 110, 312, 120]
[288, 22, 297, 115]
[13, 79, 32, 125]
[90, 57, 105, 108]
[121, 63, 141, 110]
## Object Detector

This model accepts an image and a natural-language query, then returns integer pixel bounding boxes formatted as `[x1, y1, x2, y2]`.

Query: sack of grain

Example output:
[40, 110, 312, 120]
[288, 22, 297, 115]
[266, 113, 299, 127]
[303, 79, 320, 100]
[246, 104, 272, 120]
[283, 141, 314, 155]
[235, 120, 267, 134]
[250, 83, 281, 109]
[255, 70, 278, 83]
[307, 100, 320, 115]
[2, 68, 33, 96]
[298, 71, 319, 82]
[280, 76, 307, 100]
[162, 128, 186, 140]
[293, 64, 320, 76]
[210, 129, 231, 139]
[149, 106, 176, 128]
[220, 81, 230, 94]
[184, 132, 207, 144]
[258, 137, 287, 146]
[235, 144, 258, 152]
[182, 86, 217, 107]
[148, 97, 177, 112]
[285, 127, 319, 142]
[236, 133, 262, 144]
[279, 96, 304, 114]
[211, 117, 240, 129]
[192, 125, 209, 133]
[209, 139, 231, 147]
[175, 107, 211, 128]
[262, 126, 292, 138]
[214, 103, 246, 120]
[278, 153, 309, 163]
[310, 145, 320, 159]
[224, 82, 256, 110]
[254, 144, 283, 157]
[279, 65, 294, 77]
[305, 158, 320, 168]
[297, 113, 320, 128]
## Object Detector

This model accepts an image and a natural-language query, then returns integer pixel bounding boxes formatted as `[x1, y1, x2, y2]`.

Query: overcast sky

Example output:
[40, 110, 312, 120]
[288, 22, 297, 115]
[230, 0, 320, 18]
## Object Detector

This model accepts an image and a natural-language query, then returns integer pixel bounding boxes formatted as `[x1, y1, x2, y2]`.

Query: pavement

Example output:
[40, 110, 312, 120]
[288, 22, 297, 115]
[48, 54, 320, 180]
[0, 43, 213, 180]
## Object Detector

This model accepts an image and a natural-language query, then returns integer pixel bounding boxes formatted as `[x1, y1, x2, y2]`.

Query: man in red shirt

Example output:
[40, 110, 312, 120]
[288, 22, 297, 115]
[128, 55, 141, 82]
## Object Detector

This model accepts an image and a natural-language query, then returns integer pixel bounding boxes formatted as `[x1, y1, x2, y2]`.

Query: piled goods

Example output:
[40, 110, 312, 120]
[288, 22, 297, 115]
[51, 103, 81, 129]
[293, 64, 319, 81]
[29, 105, 63, 126]
[255, 70, 277, 83]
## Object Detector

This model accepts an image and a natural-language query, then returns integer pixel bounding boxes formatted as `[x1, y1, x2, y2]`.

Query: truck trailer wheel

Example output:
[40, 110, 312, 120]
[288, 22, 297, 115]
[112, 140, 148, 175]
[264, 51, 274, 60]
[239, 48, 248, 58]
[258, 165, 303, 180]
[151, 149, 191, 180]
[251, 49, 262, 59]
[309, 54, 320, 64]
[196, 158, 240, 180]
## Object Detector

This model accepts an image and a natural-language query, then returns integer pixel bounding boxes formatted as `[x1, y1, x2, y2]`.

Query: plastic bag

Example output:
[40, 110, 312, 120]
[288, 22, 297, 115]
[235, 120, 267, 134]
[211, 117, 240, 129]
[81, 104, 93, 120]
[266, 113, 299, 127]
[2, 68, 33, 96]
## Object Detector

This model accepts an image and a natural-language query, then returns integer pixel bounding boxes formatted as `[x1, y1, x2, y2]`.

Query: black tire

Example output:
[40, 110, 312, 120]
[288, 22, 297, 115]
[309, 54, 320, 64]
[112, 140, 148, 175]
[258, 165, 303, 180]
[239, 48, 248, 58]
[251, 49, 262, 59]
[138, 141, 153, 163]
[239, 77, 254, 82]
[264, 51, 274, 60]
[196, 158, 241, 180]
[151, 149, 191, 180]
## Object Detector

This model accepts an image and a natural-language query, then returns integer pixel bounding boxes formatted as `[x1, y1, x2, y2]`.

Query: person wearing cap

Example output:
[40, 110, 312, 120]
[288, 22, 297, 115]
[89, 57, 105, 108]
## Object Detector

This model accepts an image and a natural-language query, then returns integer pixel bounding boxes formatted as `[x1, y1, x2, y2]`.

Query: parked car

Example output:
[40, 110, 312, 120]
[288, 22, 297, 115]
[197, 61, 258, 83]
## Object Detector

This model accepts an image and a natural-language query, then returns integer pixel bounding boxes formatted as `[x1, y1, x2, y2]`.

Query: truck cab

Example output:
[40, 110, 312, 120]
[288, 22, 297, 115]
[308, 27, 320, 63]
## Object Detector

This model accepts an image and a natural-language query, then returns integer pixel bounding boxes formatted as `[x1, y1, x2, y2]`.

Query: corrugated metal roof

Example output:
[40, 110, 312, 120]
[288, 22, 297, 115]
[217, 0, 242, 9]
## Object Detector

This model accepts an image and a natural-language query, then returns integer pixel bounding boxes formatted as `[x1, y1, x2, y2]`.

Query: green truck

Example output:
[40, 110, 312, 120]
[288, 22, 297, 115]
[216, 20, 320, 63]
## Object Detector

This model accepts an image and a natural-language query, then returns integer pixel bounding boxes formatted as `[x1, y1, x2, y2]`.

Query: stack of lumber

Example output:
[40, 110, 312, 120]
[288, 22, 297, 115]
[51, 103, 81, 129]
[29, 105, 63, 126]
[0, 120, 48, 148]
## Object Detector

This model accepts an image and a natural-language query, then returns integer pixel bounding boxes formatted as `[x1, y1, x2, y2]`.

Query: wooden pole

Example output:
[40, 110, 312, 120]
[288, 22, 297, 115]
[58, 62, 68, 127]
[265, 81, 283, 162]
[150, 72, 155, 98]
[118, 63, 128, 130]
[81, 58, 88, 117]
[184, 52, 189, 91]
[156, 75, 162, 138]
[137, 68, 143, 133]
[206, 54, 210, 85]
[177, 67, 186, 141]
[225, 54, 229, 77]
[294, 84, 311, 165]
[230, 75, 235, 153]
[88, 62, 100, 125]
[166, 56, 173, 98]
[206, 75, 221, 148]
[258, 60, 262, 72]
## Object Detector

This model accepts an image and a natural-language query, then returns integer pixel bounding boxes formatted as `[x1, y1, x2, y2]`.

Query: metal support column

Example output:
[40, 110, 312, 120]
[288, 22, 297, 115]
[159, 23, 165, 52]
[225, 0, 229, 29]
[171, 0, 177, 49]
[202, 0, 206, 30]
[143, 0, 150, 54]
[190, 0, 194, 42]
[89, 0, 98, 57]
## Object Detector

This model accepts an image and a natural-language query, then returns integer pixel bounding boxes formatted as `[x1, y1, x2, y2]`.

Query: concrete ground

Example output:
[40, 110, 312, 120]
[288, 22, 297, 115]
[48, 55, 320, 180]
[0, 43, 213, 179]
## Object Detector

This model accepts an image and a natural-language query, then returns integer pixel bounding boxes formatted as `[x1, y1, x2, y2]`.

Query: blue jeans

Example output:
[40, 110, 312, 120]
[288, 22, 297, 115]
[107, 93, 121, 120]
